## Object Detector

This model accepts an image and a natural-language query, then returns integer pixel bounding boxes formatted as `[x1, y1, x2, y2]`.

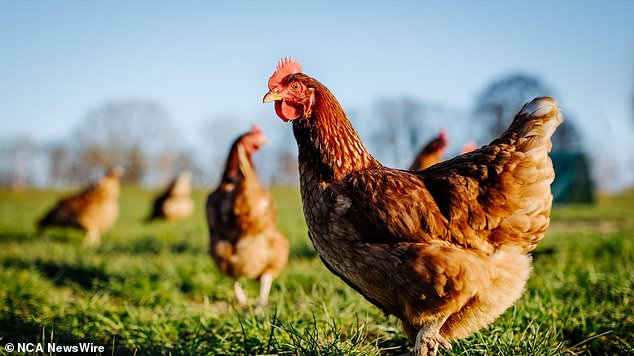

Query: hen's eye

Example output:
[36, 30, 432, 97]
[290, 83, 301, 91]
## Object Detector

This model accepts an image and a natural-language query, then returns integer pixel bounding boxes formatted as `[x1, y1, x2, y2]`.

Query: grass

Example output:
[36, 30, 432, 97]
[0, 186, 632, 355]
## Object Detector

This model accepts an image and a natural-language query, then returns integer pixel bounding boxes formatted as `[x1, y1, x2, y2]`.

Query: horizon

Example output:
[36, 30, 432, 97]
[1, 1, 633, 190]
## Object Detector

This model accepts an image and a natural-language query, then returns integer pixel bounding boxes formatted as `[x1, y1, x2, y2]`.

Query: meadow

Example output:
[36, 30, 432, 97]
[0, 187, 632, 355]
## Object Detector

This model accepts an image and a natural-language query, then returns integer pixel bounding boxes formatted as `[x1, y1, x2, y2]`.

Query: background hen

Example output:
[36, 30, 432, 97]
[263, 59, 562, 355]
[206, 125, 289, 309]
[37, 167, 123, 244]
[409, 130, 448, 170]
[146, 171, 194, 222]
[460, 140, 477, 154]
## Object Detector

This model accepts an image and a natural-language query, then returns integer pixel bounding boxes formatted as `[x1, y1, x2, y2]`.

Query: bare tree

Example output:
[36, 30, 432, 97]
[370, 97, 425, 165]
[474, 73, 552, 139]
[551, 115, 583, 152]
[366, 97, 467, 168]
[48, 145, 71, 187]
[72, 145, 113, 182]
[155, 150, 201, 186]
[0, 136, 47, 189]
[199, 114, 248, 185]
[474, 73, 583, 152]
[198, 113, 301, 187]
[125, 146, 147, 184]
[71, 99, 181, 184]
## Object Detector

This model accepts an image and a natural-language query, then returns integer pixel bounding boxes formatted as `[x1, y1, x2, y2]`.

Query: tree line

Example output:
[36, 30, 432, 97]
[1, 73, 593, 190]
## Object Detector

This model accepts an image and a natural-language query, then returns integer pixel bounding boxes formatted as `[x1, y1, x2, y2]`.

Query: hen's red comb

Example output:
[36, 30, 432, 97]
[439, 129, 447, 142]
[268, 58, 302, 90]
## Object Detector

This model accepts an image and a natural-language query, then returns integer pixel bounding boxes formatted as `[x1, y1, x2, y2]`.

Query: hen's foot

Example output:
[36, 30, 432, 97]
[83, 230, 101, 246]
[257, 273, 273, 309]
[233, 281, 248, 307]
[413, 330, 451, 356]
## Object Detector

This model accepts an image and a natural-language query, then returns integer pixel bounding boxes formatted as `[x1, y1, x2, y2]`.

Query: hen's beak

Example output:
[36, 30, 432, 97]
[263, 91, 283, 103]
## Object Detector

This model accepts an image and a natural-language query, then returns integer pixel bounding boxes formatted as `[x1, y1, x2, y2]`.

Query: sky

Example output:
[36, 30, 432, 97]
[1, 1, 633, 188]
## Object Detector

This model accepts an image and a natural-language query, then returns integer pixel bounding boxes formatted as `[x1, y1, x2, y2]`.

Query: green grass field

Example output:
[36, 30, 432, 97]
[0, 187, 632, 355]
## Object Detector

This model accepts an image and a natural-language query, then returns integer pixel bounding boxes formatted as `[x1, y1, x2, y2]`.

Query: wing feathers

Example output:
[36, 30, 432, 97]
[345, 97, 562, 254]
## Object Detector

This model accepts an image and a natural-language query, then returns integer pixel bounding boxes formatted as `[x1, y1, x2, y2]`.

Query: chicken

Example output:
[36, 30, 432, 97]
[37, 167, 123, 245]
[206, 125, 289, 308]
[263, 59, 562, 355]
[409, 130, 448, 170]
[146, 171, 194, 222]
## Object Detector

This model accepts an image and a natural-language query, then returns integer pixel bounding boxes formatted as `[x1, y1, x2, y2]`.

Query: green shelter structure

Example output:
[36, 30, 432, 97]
[550, 152, 595, 204]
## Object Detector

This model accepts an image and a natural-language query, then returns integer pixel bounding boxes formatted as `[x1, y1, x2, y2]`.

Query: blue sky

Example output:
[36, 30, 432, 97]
[1, 0, 633, 145]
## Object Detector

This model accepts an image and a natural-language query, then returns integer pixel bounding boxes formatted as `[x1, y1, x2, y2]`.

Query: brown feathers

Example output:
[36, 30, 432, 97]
[264, 62, 561, 354]
[206, 130, 289, 281]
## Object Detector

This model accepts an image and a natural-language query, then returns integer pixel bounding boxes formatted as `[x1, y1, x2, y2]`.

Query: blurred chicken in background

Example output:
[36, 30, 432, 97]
[37, 167, 123, 245]
[409, 130, 448, 170]
[146, 171, 194, 222]
[206, 125, 289, 309]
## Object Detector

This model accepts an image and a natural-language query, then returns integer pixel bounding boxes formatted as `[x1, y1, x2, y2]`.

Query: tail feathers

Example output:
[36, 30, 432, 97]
[37, 206, 61, 228]
[506, 96, 563, 153]
[36, 210, 61, 232]
[145, 206, 164, 223]
[36, 204, 77, 230]
[492, 97, 563, 252]
[37, 215, 50, 230]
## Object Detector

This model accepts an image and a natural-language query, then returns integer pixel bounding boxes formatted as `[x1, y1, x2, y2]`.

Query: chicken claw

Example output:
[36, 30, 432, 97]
[83, 229, 101, 246]
[233, 281, 248, 306]
[414, 329, 452, 356]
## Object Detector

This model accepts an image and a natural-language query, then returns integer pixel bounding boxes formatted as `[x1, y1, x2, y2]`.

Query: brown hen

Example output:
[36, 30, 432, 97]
[206, 125, 289, 308]
[263, 59, 562, 355]
[409, 130, 448, 171]
[38, 167, 123, 245]
[146, 171, 194, 222]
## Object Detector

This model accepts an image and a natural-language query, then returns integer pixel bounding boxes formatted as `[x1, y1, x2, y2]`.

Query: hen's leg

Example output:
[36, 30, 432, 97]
[257, 273, 273, 308]
[233, 281, 248, 306]
[83, 229, 101, 245]
[414, 317, 452, 356]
